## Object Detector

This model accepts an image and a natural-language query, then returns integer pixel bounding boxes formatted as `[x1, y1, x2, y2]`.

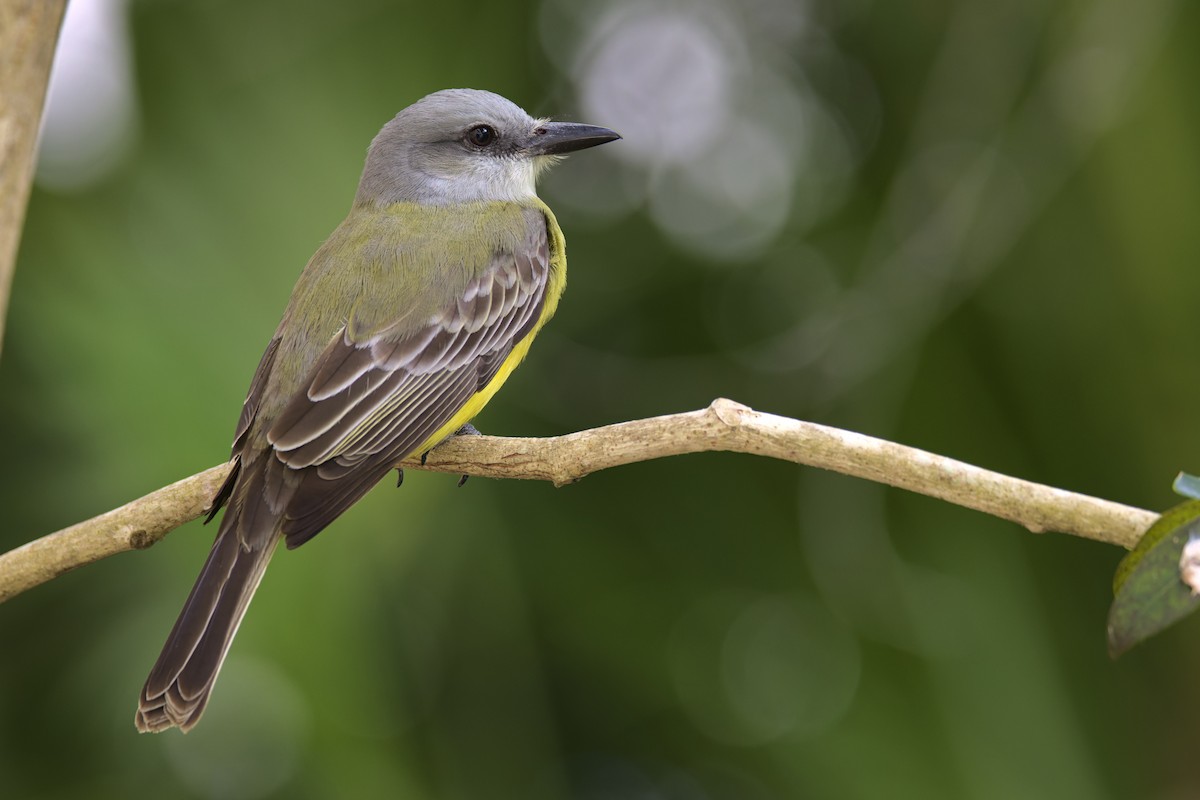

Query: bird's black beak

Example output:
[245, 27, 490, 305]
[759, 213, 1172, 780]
[526, 122, 621, 156]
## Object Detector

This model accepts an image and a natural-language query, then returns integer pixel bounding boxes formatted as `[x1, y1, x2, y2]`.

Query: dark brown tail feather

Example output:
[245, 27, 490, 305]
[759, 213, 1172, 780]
[137, 442, 402, 731]
[135, 502, 279, 733]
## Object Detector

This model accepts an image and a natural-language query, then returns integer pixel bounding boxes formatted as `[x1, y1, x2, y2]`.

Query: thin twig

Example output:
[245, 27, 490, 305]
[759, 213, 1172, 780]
[0, 0, 67, 355]
[0, 399, 1157, 604]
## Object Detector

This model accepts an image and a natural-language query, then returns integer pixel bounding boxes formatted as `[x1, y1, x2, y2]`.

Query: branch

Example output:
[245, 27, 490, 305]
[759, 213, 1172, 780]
[0, 399, 1157, 604]
[0, 0, 67, 355]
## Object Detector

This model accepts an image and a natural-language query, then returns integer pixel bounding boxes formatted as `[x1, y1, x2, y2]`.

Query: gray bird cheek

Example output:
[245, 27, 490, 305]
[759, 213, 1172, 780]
[411, 143, 462, 176]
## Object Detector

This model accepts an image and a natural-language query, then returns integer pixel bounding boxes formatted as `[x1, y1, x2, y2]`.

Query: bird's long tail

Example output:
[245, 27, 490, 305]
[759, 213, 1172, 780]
[135, 515, 278, 733]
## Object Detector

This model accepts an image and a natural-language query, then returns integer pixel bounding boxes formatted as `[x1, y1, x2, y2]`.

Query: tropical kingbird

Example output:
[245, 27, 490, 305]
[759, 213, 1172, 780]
[136, 89, 619, 733]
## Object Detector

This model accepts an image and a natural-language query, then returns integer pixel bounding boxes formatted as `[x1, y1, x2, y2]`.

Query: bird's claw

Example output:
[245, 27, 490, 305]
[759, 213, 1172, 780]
[417, 423, 481, 476]
[453, 424, 481, 485]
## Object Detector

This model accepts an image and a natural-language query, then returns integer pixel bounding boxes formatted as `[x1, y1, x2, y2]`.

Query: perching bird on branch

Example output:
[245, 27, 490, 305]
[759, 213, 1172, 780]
[135, 89, 619, 733]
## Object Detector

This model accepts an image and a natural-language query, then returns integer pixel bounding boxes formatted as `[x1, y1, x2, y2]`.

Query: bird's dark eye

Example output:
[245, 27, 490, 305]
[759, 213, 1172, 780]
[466, 125, 497, 148]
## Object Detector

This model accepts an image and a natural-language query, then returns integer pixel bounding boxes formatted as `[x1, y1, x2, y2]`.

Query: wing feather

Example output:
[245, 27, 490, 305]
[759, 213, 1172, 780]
[259, 210, 552, 547]
[278, 361, 478, 547]
[269, 364, 405, 452]
[232, 337, 281, 456]
[371, 325, 442, 370]
[279, 370, 413, 466]
[307, 336, 380, 401]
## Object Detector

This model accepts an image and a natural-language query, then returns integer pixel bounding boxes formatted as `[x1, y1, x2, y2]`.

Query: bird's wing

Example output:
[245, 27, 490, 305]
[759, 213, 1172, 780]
[232, 335, 282, 457]
[205, 335, 283, 524]
[262, 211, 552, 548]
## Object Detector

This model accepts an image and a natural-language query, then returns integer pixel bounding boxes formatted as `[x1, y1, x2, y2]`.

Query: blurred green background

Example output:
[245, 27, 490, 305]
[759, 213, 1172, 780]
[3, 0, 1199, 797]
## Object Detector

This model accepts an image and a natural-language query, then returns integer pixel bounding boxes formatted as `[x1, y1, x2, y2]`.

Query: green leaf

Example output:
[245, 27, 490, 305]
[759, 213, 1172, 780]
[1174, 472, 1200, 500]
[1108, 500, 1200, 658]
[1112, 500, 1200, 594]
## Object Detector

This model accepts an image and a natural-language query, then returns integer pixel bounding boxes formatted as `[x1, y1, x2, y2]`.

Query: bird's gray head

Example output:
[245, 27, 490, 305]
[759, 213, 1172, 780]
[355, 89, 620, 207]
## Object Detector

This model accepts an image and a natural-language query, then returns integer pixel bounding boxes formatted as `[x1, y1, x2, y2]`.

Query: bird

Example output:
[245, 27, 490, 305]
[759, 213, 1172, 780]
[135, 89, 619, 733]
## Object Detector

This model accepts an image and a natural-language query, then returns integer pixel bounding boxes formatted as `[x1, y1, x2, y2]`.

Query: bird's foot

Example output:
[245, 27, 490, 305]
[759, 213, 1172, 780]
[455, 423, 482, 486]
[419, 423, 483, 480]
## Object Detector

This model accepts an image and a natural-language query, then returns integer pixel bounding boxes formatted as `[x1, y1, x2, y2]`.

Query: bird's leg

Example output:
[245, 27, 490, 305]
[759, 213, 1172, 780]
[419, 423, 483, 485]
[395, 468, 404, 488]
[454, 423, 482, 486]
[418, 423, 483, 481]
